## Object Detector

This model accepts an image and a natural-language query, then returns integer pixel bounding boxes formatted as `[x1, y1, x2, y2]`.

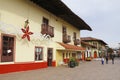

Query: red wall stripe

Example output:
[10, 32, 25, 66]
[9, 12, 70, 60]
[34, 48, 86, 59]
[52, 61, 56, 67]
[0, 61, 56, 74]
[0, 62, 47, 74]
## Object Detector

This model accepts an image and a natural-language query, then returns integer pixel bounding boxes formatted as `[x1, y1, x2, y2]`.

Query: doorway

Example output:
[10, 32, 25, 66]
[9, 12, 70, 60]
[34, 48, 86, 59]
[94, 51, 97, 58]
[47, 48, 53, 66]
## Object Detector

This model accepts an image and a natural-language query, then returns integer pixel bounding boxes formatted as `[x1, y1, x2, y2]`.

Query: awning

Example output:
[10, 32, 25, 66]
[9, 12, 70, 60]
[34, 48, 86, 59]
[56, 42, 85, 51]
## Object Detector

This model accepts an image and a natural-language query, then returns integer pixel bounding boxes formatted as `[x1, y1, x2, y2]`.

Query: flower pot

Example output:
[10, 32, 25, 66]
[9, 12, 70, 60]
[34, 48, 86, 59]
[69, 61, 75, 68]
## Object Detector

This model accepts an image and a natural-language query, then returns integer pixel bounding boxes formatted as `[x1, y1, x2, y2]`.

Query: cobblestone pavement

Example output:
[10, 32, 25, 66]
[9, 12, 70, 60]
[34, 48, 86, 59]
[0, 58, 120, 80]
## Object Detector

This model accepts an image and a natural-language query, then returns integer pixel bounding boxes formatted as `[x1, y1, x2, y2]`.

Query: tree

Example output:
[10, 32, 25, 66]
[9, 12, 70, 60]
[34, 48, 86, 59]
[107, 48, 114, 59]
[107, 48, 113, 54]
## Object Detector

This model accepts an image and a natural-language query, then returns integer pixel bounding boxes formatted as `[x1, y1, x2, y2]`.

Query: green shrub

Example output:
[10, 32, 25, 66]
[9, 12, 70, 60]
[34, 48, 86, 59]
[68, 57, 79, 67]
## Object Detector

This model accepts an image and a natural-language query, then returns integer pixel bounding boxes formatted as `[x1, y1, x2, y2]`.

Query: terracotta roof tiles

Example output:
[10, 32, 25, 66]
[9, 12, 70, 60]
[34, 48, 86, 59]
[57, 42, 85, 51]
[81, 37, 107, 45]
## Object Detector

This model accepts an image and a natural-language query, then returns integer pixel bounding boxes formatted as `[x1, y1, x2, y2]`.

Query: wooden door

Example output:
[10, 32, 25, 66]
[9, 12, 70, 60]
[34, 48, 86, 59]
[47, 48, 53, 66]
[94, 51, 97, 58]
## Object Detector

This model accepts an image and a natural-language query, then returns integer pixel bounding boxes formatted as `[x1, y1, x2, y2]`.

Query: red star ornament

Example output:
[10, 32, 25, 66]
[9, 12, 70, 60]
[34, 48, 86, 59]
[21, 26, 33, 41]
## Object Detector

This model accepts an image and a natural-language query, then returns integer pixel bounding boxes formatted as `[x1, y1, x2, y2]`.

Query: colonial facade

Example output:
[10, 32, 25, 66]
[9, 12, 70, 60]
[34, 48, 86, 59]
[81, 37, 107, 58]
[0, 0, 91, 74]
[81, 41, 96, 60]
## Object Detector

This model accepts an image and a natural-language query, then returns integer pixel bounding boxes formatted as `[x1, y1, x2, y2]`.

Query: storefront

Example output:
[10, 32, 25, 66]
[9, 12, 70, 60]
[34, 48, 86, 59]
[56, 42, 85, 66]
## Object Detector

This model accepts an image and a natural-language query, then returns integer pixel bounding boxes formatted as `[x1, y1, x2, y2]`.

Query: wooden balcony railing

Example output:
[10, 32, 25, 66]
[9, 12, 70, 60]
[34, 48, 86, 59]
[74, 39, 80, 45]
[41, 24, 54, 37]
[48, 26, 54, 37]
[41, 23, 47, 34]
[63, 34, 71, 43]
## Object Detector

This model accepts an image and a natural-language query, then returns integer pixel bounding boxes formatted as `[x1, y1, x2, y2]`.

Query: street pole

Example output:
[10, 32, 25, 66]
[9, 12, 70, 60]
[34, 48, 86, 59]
[118, 43, 120, 58]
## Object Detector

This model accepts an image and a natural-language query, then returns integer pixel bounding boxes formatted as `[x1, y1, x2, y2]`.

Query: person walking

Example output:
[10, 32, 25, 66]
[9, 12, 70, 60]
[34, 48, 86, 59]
[101, 57, 104, 65]
[111, 55, 114, 64]
[106, 56, 108, 64]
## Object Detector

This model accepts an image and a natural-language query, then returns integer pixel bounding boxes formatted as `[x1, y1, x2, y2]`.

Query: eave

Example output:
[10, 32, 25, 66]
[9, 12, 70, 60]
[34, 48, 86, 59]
[30, 0, 92, 31]
[81, 37, 107, 45]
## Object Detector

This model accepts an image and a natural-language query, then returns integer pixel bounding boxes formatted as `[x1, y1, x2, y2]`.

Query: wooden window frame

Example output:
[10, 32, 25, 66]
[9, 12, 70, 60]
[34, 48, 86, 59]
[35, 46, 43, 61]
[62, 26, 67, 34]
[42, 17, 49, 25]
[41, 17, 54, 37]
[0, 33, 15, 62]
[73, 32, 76, 40]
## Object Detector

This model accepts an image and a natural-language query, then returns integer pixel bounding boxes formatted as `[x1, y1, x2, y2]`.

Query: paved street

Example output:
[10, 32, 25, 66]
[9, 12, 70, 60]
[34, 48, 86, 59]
[0, 58, 120, 80]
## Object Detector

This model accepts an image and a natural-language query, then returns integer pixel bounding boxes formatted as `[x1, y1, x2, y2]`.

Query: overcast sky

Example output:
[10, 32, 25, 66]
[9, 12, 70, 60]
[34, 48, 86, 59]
[61, 0, 120, 48]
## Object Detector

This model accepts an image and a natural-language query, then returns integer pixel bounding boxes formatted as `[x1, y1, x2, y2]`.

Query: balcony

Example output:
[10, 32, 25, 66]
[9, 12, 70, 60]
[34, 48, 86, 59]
[41, 23, 54, 37]
[48, 26, 54, 37]
[63, 34, 71, 43]
[74, 39, 80, 45]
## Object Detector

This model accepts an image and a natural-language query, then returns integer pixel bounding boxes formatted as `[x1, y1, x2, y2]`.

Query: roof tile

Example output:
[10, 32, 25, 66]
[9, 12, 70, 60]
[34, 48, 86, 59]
[57, 42, 85, 50]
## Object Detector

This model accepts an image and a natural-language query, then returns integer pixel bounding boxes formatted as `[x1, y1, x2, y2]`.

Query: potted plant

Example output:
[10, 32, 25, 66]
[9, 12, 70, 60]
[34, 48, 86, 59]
[68, 57, 79, 68]
[75, 59, 79, 66]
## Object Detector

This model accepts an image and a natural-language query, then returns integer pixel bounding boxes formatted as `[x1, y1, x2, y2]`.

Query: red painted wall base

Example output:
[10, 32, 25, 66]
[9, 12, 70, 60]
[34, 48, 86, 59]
[52, 61, 56, 67]
[0, 62, 48, 74]
[63, 58, 69, 63]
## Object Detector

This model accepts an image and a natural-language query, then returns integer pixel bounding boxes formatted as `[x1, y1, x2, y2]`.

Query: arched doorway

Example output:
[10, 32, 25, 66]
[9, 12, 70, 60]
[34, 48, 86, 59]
[94, 51, 97, 58]
[82, 52, 85, 60]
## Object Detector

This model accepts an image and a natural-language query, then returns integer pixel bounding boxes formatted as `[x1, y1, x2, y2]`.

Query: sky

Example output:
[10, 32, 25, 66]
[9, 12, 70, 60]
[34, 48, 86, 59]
[61, 0, 120, 48]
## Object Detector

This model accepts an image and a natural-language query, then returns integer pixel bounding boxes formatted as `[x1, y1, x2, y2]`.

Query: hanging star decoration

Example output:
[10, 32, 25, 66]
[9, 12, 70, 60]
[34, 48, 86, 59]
[21, 20, 33, 41]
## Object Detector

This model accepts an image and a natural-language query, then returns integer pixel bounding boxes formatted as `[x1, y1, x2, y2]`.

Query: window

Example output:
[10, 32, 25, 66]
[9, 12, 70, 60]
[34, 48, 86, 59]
[41, 17, 54, 37]
[1, 34, 15, 62]
[66, 52, 68, 58]
[62, 26, 66, 34]
[35, 47, 43, 61]
[72, 53, 76, 58]
[73, 32, 76, 40]
[41, 17, 49, 34]
[62, 26, 71, 43]
[93, 42, 97, 48]
[43, 17, 49, 25]
[77, 52, 81, 59]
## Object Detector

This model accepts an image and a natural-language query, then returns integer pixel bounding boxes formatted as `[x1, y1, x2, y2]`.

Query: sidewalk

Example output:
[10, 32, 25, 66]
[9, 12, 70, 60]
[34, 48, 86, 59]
[0, 59, 120, 80]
